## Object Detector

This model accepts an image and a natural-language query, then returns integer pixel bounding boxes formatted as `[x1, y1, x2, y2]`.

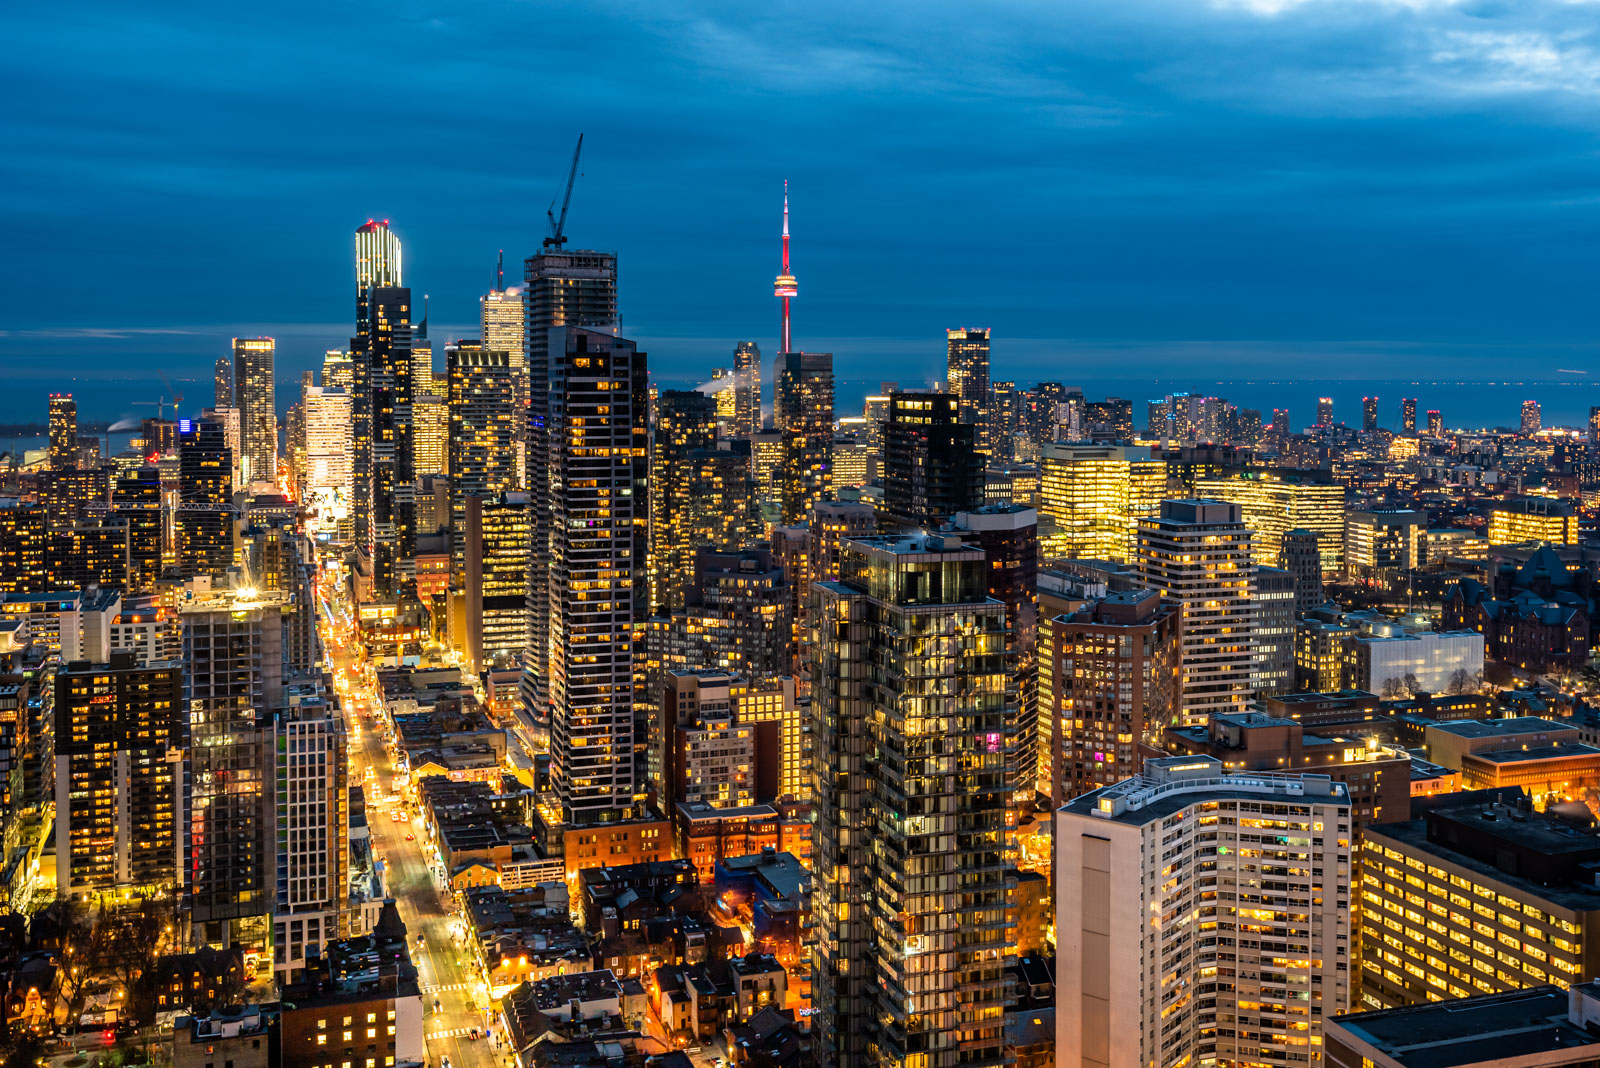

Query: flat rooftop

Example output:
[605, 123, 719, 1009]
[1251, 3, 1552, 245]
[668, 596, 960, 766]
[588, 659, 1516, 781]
[1465, 743, 1600, 766]
[1329, 986, 1600, 1068]
[1367, 812, 1600, 911]
[1428, 717, 1569, 739]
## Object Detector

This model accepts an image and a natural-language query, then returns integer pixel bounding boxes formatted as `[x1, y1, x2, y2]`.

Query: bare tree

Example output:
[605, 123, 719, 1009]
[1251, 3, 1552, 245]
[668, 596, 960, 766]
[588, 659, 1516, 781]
[1447, 668, 1472, 695]
[1404, 673, 1421, 696]
[1380, 677, 1405, 699]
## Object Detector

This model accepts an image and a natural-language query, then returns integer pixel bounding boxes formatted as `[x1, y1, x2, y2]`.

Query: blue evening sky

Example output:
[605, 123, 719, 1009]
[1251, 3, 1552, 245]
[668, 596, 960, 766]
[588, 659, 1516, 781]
[3, 0, 1599, 423]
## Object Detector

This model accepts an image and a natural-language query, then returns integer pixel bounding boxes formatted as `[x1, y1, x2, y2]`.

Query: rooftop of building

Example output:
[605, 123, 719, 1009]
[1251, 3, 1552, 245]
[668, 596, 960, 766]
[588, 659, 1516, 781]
[1062, 756, 1349, 824]
[1427, 716, 1571, 739]
[1328, 985, 1600, 1068]
[1463, 743, 1600, 766]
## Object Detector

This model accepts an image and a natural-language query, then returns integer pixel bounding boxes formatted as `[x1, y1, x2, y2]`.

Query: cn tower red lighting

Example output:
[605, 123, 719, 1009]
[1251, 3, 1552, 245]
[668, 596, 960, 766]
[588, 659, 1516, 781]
[773, 180, 797, 354]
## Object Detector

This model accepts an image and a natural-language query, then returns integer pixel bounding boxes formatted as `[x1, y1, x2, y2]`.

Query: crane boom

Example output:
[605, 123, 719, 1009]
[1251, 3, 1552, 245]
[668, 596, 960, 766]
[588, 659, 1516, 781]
[544, 134, 584, 248]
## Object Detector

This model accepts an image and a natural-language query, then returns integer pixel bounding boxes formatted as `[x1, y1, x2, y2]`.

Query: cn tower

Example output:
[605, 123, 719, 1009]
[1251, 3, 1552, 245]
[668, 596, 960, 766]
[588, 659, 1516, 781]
[773, 181, 797, 354]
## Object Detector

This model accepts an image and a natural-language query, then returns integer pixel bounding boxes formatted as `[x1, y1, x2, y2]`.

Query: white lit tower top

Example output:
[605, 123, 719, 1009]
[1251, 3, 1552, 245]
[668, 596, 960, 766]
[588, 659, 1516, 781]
[774, 182, 797, 355]
[355, 219, 403, 293]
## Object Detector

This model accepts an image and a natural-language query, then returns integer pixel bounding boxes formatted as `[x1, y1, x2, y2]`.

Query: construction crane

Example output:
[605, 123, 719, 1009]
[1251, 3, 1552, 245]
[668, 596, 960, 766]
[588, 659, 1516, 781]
[544, 134, 584, 249]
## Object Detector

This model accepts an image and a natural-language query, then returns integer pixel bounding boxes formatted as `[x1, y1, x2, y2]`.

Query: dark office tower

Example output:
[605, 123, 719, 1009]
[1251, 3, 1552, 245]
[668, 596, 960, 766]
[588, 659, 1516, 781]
[176, 419, 233, 579]
[213, 354, 233, 408]
[650, 390, 720, 616]
[1084, 397, 1135, 440]
[773, 352, 834, 525]
[1590, 407, 1600, 444]
[47, 394, 76, 470]
[182, 588, 281, 951]
[364, 286, 416, 599]
[948, 505, 1040, 817]
[991, 380, 1020, 458]
[811, 533, 1010, 1068]
[1271, 407, 1291, 437]
[0, 502, 48, 594]
[732, 341, 761, 440]
[519, 247, 618, 725]
[547, 327, 647, 827]
[1237, 408, 1263, 446]
[1316, 396, 1334, 427]
[877, 392, 985, 532]
[54, 651, 183, 898]
[1362, 395, 1379, 432]
[1280, 527, 1323, 615]
[1402, 398, 1418, 434]
[946, 327, 992, 447]
[1426, 409, 1443, 436]
[231, 338, 277, 487]
[446, 340, 516, 587]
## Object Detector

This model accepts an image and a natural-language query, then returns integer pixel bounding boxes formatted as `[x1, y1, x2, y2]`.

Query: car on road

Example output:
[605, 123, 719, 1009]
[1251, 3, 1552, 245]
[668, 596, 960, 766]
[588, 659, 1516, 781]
[405, 832, 415, 840]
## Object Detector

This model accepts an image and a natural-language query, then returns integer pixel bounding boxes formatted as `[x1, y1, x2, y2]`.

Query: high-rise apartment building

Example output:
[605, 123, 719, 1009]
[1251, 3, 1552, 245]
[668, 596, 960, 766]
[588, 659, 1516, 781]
[519, 247, 618, 725]
[651, 390, 719, 615]
[1056, 757, 1352, 1068]
[1038, 443, 1168, 562]
[1591, 406, 1600, 444]
[111, 466, 163, 590]
[350, 221, 403, 591]
[1362, 395, 1379, 432]
[1196, 471, 1346, 571]
[321, 349, 353, 393]
[1317, 396, 1335, 427]
[1522, 399, 1542, 435]
[176, 419, 233, 579]
[1255, 565, 1296, 695]
[1037, 585, 1179, 805]
[412, 390, 447, 478]
[1281, 527, 1324, 613]
[1488, 497, 1579, 547]
[1401, 397, 1418, 434]
[812, 533, 1010, 1068]
[1137, 499, 1256, 723]
[877, 391, 985, 532]
[0, 502, 48, 594]
[48, 394, 77, 470]
[946, 327, 991, 447]
[481, 284, 528, 483]
[1426, 409, 1443, 436]
[54, 651, 183, 898]
[774, 352, 833, 525]
[232, 338, 277, 487]
[732, 341, 760, 439]
[446, 339, 517, 587]
[462, 492, 529, 673]
[214, 355, 233, 408]
[546, 327, 647, 826]
[363, 286, 416, 598]
[273, 685, 348, 982]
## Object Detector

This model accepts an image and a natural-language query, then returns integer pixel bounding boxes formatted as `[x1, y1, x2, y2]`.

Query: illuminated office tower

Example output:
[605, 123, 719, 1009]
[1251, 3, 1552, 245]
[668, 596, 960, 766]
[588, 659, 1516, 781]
[462, 492, 529, 673]
[201, 406, 242, 491]
[1038, 585, 1179, 805]
[732, 341, 760, 439]
[232, 337, 277, 487]
[213, 355, 233, 408]
[176, 419, 233, 579]
[709, 369, 738, 434]
[1362, 395, 1379, 432]
[272, 686, 348, 982]
[774, 351, 833, 524]
[990, 380, 1021, 456]
[302, 387, 353, 538]
[54, 651, 183, 898]
[362, 285, 416, 598]
[350, 221, 402, 579]
[1038, 443, 1167, 562]
[446, 340, 516, 585]
[1195, 470, 1346, 572]
[1316, 396, 1334, 427]
[651, 390, 719, 615]
[519, 247, 618, 725]
[1056, 757, 1352, 1068]
[111, 467, 163, 591]
[1488, 496, 1579, 546]
[946, 327, 991, 446]
[47, 394, 76, 470]
[1401, 397, 1417, 434]
[546, 327, 647, 826]
[1591, 406, 1600, 443]
[811, 533, 1010, 1068]
[411, 335, 433, 397]
[182, 585, 286, 951]
[1521, 399, 1542, 435]
[877, 391, 985, 532]
[1254, 565, 1296, 695]
[481, 282, 528, 482]
[1280, 527, 1324, 613]
[1426, 409, 1443, 436]
[1344, 508, 1424, 580]
[321, 349, 353, 393]
[412, 390, 447, 477]
[1137, 499, 1256, 723]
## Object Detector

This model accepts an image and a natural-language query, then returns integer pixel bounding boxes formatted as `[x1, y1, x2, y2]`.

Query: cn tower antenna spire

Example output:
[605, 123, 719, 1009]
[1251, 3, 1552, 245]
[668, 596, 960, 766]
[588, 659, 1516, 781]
[773, 180, 798, 355]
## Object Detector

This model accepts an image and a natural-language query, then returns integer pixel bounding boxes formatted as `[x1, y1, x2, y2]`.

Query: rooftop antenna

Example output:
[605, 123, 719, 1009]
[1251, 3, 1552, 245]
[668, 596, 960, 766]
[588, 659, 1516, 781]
[773, 180, 798, 355]
[544, 134, 584, 249]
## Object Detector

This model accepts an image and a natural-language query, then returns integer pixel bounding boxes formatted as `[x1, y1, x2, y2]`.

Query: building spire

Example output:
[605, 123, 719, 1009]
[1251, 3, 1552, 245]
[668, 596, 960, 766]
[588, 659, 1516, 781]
[774, 180, 797, 355]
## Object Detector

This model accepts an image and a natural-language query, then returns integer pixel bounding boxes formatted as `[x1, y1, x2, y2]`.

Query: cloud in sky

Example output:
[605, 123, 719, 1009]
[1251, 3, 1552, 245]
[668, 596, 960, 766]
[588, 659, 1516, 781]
[2, 0, 1598, 412]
